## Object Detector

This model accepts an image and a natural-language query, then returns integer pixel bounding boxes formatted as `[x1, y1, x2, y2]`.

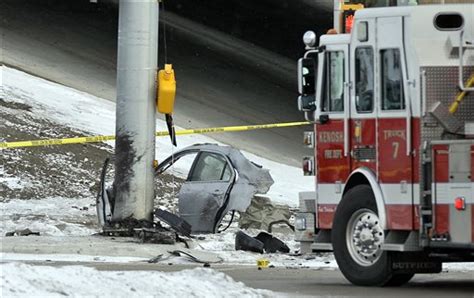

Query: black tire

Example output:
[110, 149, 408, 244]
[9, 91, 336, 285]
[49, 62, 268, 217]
[332, 185, 393, 286]
[385, 273, 414, 287]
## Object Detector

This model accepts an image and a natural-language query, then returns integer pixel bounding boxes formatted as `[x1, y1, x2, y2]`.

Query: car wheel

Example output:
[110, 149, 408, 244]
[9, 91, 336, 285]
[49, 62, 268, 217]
[332, 185, 393, 286]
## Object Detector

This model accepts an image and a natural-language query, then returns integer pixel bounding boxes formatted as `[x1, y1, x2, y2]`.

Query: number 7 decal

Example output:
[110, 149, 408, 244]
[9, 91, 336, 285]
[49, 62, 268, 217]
[392, 142, 399, 159]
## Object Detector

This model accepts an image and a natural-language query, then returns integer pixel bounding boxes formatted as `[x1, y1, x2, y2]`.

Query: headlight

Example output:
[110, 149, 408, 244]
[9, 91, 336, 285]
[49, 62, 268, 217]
[295, 216, 307, 231]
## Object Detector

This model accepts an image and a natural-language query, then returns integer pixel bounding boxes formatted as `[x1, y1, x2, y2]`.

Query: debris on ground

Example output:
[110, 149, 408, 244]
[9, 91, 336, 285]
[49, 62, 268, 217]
[5, 228, 40, 237]
[235, 230, 265, 253]
[134, 228, 176, 245]
[254, 232, 290, 253]
[235, 230, 290, 254]
[155, 209, 192, 237]
[169, 248, 223, 264]
[147, 254, 165, 263]
[239, 195, 292, 232]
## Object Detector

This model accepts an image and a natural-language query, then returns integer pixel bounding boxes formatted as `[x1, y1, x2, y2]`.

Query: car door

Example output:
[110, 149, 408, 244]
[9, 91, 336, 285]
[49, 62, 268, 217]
[178, 151, 235, 233]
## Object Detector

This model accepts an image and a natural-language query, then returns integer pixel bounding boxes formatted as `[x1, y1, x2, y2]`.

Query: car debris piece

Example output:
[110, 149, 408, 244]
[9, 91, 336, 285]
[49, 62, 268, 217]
[5, 228, 40, 237]
[169, 248, 223, 264]
[148, 254, 164, 263]
[254, 231, 290, 253]
[101, 217, 155, 237]
[235, 231, 264, 253]
[268, 220, 294, 234]
[147, 254, 174, 263]
[96, 157, 113, 228]
[239, 195, 292, 232]
[235, 230, 290, 254]
[154, 209, 192, 237]
[134, 228, 176, 245]
[156, 144, 274, 233]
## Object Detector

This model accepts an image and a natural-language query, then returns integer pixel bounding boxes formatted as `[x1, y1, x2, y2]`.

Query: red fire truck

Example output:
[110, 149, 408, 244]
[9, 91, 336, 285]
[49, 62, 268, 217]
[295, 2, 474, 286]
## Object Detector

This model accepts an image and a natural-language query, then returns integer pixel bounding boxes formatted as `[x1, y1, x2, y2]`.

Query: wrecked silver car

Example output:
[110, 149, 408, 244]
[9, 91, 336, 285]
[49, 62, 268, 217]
[156, 144, 274, 233]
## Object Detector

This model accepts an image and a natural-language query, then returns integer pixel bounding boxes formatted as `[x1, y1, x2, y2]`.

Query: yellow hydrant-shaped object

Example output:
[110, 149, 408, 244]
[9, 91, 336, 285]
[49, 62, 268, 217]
[157, 64, 176, 114]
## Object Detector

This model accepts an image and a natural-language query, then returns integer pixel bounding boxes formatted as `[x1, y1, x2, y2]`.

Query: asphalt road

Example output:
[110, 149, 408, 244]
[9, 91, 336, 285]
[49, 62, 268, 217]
[1, 0, 329, 166]
[10, 261, 474, 297]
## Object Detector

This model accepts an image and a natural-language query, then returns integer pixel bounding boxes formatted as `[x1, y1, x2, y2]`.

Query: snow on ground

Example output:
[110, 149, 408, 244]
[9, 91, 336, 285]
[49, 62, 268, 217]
[1, 253, 147, 264]
[0, 197, 97, 236]
[1, 263, 274, 298]
[1, 66, 314, 207]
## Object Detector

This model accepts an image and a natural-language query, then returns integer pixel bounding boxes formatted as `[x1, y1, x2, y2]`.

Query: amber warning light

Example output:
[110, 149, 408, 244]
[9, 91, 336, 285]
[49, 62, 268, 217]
[454, 197, 466, 211]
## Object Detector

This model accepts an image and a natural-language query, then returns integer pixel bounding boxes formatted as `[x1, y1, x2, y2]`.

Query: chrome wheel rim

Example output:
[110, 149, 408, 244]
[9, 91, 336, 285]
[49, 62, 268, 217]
[346, 209, 384, 267]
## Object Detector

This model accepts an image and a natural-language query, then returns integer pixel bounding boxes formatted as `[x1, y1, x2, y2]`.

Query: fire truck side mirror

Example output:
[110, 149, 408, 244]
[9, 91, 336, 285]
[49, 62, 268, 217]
[298, 95, 316, 112]
[298, 58, 316, 96]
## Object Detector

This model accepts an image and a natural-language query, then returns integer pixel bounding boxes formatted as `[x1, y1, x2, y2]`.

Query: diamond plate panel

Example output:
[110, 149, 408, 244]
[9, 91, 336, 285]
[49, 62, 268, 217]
[420, 66, 474, 205]
[422, 66, 474, 143]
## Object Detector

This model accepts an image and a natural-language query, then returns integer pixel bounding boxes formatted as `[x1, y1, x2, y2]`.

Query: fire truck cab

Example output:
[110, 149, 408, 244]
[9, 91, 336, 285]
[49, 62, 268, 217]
[296, 3, 474, 286]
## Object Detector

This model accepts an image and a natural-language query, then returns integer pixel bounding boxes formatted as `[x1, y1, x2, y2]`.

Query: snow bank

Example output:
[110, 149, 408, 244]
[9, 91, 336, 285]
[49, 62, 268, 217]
[1, 263, 273, 297]
[1, 253, 147, 264]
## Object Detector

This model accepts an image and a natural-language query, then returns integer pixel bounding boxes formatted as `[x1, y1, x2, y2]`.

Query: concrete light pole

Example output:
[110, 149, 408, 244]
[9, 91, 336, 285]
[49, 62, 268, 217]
[112, 0, 159, 222]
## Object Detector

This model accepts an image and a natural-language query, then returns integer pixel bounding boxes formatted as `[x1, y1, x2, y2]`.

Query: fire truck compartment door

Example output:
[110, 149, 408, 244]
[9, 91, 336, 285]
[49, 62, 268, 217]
[432, 142, 473, 244]
[376, 16, 414, 230]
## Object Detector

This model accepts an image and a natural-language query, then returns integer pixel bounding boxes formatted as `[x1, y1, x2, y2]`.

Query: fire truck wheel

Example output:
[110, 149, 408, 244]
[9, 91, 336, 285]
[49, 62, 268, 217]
[332, 184, 393, 286]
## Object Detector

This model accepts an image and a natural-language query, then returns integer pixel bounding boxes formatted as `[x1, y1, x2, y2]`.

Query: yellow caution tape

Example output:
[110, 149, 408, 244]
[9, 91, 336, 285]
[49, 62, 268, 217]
[0, 121, 310, 149]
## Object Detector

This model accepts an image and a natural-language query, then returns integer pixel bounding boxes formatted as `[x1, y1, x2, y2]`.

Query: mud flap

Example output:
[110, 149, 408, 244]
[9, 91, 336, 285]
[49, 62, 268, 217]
[391, 252, 442, 274]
